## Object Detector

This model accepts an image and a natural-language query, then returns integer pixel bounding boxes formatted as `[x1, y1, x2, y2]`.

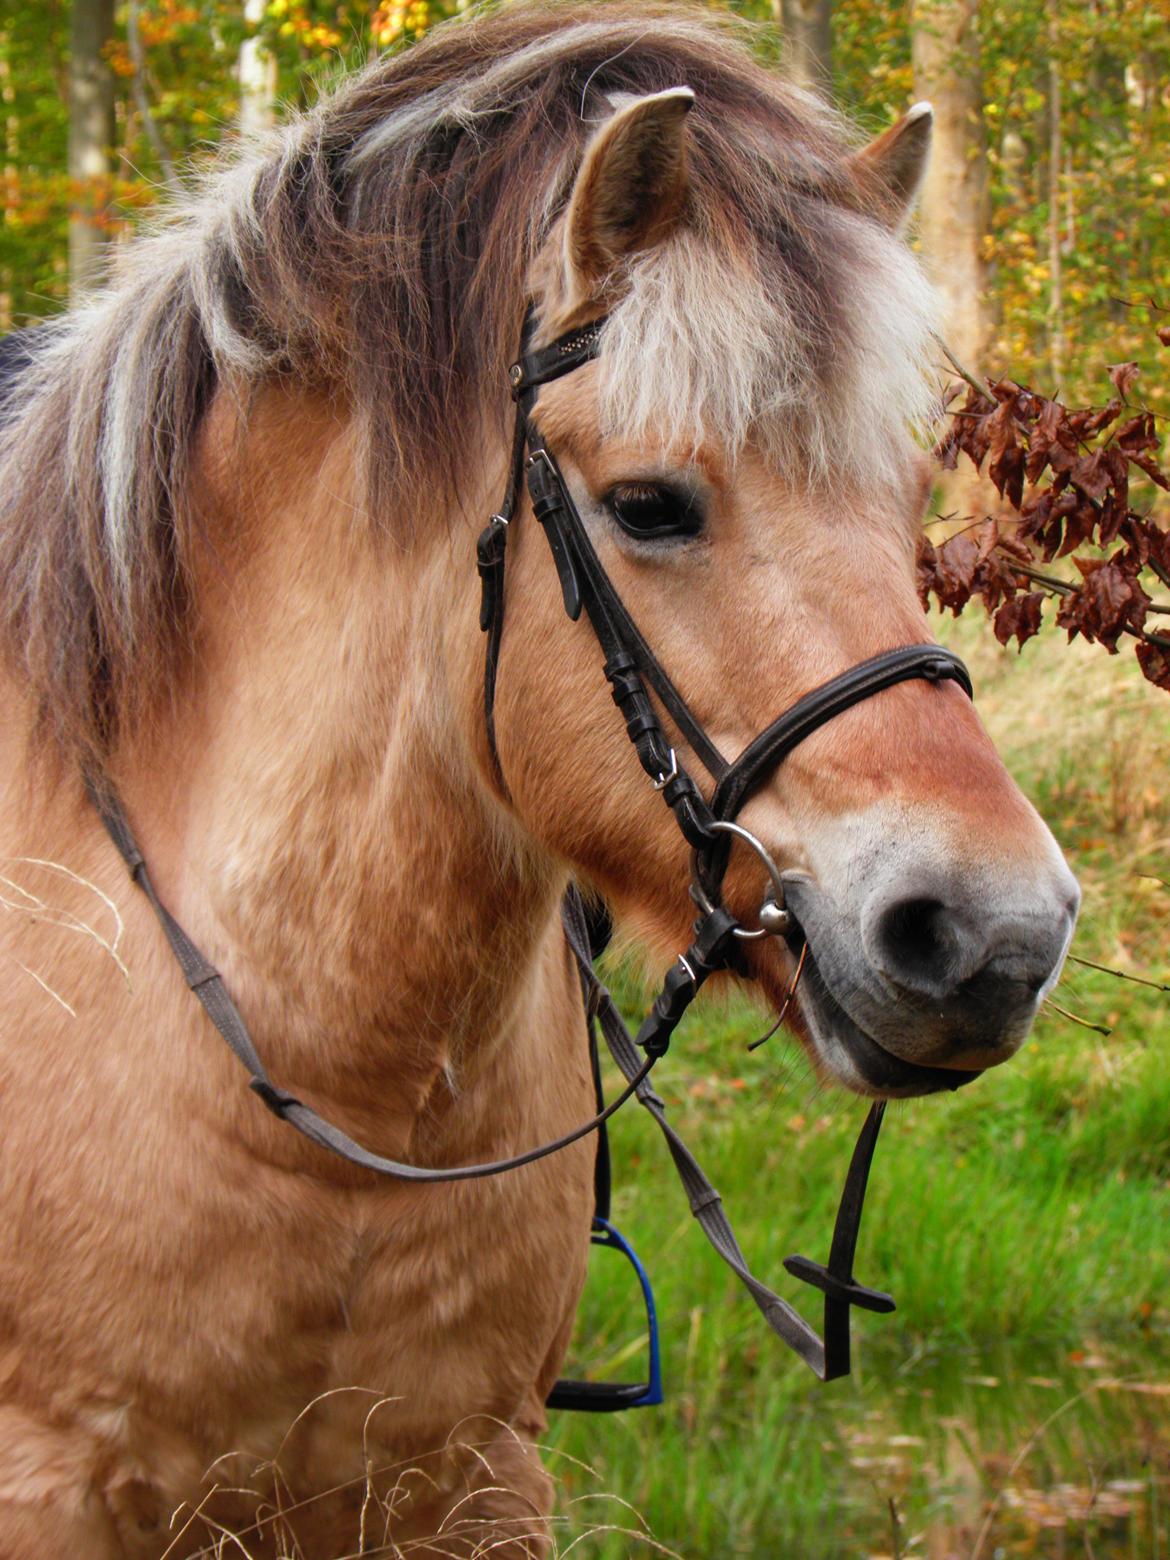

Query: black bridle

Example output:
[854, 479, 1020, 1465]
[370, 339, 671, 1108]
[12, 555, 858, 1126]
[88, 306, 973, 1396]
[480, 312, 971, 920]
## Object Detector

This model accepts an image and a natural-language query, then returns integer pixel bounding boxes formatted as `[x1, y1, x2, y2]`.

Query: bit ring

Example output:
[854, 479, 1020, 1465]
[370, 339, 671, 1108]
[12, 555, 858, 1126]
[691, 819, 791, 940]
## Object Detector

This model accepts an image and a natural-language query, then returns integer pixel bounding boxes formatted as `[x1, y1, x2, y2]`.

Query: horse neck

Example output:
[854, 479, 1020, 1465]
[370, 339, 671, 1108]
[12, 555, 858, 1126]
[114, 382, 565, 1131]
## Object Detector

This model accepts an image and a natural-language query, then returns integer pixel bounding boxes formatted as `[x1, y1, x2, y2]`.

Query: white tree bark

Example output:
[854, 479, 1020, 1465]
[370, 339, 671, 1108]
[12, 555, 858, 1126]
[68, 0, 115, 296]
[911, 0, 990, 370]
[239, 0, 277, 138]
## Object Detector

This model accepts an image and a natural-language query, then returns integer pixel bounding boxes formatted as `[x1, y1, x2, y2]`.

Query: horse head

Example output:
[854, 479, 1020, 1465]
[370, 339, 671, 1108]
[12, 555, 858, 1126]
[485, 79, 1079, 1098]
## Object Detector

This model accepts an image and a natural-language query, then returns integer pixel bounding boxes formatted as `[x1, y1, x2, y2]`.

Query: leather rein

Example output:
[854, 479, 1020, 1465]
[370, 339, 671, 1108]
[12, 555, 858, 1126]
[91, 307, 973, 1387]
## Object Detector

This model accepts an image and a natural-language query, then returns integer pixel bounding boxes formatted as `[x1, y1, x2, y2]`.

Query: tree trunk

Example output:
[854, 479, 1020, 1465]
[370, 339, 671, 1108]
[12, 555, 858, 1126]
[68, 0, 115, 296]
[127, 0, 180, 193]
[1, 29, 16, 330]
[238, 0, 277, 138]
[776, 0, 832, 94]
[911, 0, 990, 371]
[1047, 0, 1063, 387]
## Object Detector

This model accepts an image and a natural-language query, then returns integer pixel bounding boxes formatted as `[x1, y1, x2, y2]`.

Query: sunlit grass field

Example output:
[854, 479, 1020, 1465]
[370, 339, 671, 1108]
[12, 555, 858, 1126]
[546, 616, 1170, 1559]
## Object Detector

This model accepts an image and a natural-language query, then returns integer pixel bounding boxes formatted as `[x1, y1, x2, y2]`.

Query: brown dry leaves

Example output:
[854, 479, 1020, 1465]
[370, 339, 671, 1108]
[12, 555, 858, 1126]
[920, 331, 1170, 689]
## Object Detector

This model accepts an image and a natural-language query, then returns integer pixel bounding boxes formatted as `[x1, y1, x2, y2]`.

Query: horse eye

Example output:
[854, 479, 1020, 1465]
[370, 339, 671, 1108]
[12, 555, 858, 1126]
[605, 483, 703, 540]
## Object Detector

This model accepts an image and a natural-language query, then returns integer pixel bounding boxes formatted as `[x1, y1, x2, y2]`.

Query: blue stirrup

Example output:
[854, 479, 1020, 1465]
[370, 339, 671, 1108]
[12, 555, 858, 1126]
[546, 1215, 663, 1412]
[546, 895, 663, 1413]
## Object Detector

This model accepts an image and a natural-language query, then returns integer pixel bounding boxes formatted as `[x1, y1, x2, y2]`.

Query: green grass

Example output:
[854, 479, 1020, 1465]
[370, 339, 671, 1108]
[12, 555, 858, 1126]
[546, 618, 1170, 1559]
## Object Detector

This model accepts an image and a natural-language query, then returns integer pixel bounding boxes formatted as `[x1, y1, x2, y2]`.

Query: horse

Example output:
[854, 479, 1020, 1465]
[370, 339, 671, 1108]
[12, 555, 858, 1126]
[0, 4, 1079, 1554]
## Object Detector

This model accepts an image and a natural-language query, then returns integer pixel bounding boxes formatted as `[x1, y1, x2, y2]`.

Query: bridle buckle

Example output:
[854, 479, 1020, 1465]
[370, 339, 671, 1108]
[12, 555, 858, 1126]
[651, 749, 679, 791]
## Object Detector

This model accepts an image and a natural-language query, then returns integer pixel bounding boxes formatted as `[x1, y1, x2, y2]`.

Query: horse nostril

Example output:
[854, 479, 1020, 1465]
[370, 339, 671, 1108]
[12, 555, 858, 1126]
[869, 895, 968, 996]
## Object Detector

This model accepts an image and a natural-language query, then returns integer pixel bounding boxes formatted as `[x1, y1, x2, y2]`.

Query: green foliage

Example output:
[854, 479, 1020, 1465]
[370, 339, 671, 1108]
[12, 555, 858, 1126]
[0, 3, 70, 315]
[2, 0, 1168, 416]
[0, 0, 467, 325]
[980, 0, 1170, 408]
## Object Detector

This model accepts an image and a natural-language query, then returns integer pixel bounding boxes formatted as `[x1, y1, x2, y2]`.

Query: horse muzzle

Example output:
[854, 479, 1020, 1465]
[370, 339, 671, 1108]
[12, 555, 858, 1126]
[777, 853, 1081, 1098]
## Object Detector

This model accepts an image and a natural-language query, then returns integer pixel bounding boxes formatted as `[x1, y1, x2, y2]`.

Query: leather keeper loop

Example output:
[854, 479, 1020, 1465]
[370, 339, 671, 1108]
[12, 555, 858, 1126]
[477, 519, 508, 633]
[608, 670, 644, 705]
[660, 770, 699, 811]
[624, 710, 661, 743]
[782, 1255, 896, 1315]
[249, 1077, 302, 1118]
[690, 906, 739, 970]
[532, 491, 562, 523]
[673, 799, 715, 851]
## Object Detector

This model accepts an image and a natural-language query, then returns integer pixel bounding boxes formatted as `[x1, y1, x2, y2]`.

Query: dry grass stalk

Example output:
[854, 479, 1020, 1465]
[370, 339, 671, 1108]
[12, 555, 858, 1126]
[160, 1394, 681, 1560]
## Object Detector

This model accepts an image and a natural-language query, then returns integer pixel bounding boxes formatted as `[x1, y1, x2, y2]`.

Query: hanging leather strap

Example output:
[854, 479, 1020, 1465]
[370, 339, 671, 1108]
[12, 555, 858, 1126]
[88, 782, 738, 1182]
[89, 773, 891, 1380]
[559, 903, 893, 1383]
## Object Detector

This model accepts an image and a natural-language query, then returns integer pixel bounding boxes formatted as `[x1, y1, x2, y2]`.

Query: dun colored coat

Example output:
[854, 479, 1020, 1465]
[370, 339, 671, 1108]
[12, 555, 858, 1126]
[0, 6, 1077, 1554]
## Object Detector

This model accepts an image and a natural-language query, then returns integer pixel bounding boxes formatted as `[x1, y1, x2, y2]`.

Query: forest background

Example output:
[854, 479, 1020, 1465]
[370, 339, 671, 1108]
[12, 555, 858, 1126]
[2, 0, 1169, 413]
[3, 3, 1170, 1556]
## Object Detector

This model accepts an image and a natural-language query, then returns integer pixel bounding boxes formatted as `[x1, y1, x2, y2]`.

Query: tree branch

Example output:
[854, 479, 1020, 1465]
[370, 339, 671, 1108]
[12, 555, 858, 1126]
[932, 332, 994, 401]
[127, 0, 181, 195]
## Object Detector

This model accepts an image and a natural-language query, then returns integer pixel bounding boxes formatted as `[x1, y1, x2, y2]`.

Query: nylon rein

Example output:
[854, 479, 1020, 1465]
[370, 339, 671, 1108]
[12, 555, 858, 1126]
[91, 308, 973, 1388]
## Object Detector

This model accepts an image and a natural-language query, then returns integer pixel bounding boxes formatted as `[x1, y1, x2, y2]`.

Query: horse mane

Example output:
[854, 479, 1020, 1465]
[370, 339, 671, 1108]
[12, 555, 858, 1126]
[0, 0, 938, 774]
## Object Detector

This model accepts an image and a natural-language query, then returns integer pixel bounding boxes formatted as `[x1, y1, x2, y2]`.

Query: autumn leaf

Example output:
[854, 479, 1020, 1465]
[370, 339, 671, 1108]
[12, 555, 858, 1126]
[1115, 413, 1160, 457]
[916, 534, 939, 609]
[927, 531, 983, 612]
[1130, 452, 1170, 492]
[1108, 362, 1141, 400]
[1070, 450, 1112, 501]
[1026, 397, 1072, 483]
[994, 592, 1045, 649]
[1058, 497, 1101, 557]
[1136, 641, 1170, 690]
[990, 438, 1026, 508]
[1058, 558, 1150, 649]
[1078, 397, 1123, 438]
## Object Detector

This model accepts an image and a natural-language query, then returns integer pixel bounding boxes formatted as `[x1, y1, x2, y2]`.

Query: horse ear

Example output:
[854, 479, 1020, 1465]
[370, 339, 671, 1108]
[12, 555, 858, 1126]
[851, 102, 933, 231]
[563, 86, 694, 301]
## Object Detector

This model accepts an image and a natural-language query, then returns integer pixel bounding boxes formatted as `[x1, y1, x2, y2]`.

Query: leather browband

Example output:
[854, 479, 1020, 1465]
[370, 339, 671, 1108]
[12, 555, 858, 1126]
[508, 318, 608, 399]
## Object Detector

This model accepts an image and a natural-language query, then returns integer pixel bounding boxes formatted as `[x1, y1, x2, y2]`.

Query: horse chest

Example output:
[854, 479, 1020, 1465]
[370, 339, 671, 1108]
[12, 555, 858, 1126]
[189, 1156, 583, 1413]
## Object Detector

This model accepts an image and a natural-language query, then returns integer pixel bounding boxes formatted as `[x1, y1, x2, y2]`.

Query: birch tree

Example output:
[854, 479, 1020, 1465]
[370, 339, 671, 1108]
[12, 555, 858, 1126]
[68, 0, 115, 295]
[775, 0, 833, 92]
[911, 0, 990, 369]
[239, 0, 277, 137]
